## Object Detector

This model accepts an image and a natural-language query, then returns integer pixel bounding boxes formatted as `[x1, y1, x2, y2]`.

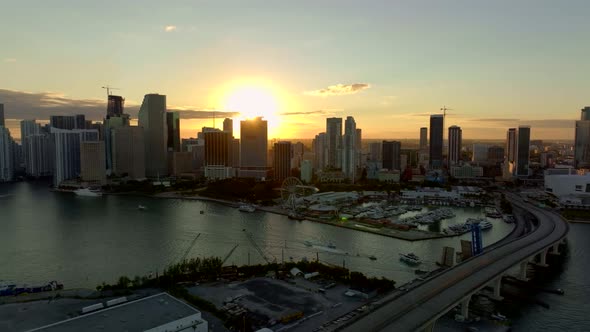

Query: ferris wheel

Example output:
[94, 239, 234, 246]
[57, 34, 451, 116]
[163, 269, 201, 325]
[280, 177, 317, 210]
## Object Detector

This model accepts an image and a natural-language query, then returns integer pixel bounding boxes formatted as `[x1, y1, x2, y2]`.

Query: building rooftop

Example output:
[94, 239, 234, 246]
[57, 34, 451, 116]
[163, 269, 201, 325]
[28, 293, 203, 332]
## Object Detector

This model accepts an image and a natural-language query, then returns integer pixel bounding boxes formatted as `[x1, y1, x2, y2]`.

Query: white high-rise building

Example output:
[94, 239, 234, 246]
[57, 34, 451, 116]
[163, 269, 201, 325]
[343, 116, 356, 179]
[51, 128, 99, 186]
[326, 118, 342, 169]
[313, 133, 326, 170]
[138, 94, 168, 177]
[301, 159, 313, 183]
[0, 126, 14, 182]
[448, 125, 462, 166]
[24, 134, 53, 177]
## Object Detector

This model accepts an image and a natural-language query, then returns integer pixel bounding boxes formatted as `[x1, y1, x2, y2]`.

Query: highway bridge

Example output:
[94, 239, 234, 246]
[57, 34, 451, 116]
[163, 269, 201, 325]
[340, 192, 569, 332]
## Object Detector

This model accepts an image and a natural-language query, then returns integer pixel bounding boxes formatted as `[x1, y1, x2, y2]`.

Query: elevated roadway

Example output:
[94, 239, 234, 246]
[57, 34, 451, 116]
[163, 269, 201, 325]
[340, 193, 569, 331]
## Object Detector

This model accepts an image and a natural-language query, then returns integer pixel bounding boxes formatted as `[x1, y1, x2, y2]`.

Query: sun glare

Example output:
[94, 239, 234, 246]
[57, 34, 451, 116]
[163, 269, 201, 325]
[223, 85, 279, 120]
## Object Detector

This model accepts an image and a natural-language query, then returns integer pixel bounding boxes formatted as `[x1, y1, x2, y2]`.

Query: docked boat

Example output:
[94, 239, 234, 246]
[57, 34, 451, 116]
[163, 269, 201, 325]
[239, 204, 256, 213]
[327, 242, 336, 249]
[74, 188, 102, 197]
[288, 212, 304, 220]
[304, 240, 313, 247]
[479, 220, 493, 230]
[399, 252, 421, 265]
[0, 280, 63, 297]
[138, 205, 147, 211]
[485, 207, 502, 218]
[503, 215, 515, 223]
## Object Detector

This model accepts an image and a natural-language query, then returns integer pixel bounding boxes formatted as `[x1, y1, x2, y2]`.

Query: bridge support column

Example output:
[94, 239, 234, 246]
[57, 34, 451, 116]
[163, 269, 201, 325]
[550, 243, 561, 255]
[537, 248, 549, 267]
[518, 261, 529, 281]
[490, 276, 503, 300]
[420, 321, 435, 332]
[461, 295, 471, 319]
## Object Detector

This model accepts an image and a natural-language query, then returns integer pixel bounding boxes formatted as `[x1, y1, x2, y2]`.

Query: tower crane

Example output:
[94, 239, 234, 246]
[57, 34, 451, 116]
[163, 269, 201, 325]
[102, 85, 120, 97]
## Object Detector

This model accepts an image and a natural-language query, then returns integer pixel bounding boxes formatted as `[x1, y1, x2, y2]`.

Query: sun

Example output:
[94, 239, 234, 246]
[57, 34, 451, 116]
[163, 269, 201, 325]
[222, 85, 279, 120]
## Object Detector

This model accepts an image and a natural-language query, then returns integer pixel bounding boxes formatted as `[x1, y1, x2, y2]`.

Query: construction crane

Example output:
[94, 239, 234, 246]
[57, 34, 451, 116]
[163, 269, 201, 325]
[102, 85, 120, 97]
[244, 231, 275, 264]
[221, 244, 239, 266]
[179, 233, 201, 262]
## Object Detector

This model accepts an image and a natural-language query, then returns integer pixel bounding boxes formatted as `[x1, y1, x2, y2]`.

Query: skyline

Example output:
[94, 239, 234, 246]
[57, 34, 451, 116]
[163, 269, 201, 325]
[2, 1, 589, 139]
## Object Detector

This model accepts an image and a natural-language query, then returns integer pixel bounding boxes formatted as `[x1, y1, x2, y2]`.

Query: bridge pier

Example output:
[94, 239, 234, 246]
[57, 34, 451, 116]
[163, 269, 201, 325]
[420, 321, 435, 332]
[490, 276, 503, 300]
[461, 295, 471, 319]
[537, 248, 549, 267]
[518, 261, 529, 281]
[550, 243, 561, 255]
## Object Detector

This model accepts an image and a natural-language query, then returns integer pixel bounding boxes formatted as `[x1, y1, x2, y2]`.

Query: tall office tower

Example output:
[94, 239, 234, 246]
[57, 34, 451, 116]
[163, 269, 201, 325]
[138, 94, 168, 177]
[0, 126, 14, 182]
[239, 117, 268, 179]
[420, 127, 428, 150]
[326, 117, 342, 169]
[80, 141, 106, 185]
[429, 114, 444, 168]
[166, 112, 180, 152]
[50, 115, 76, 130]
[382, 140, 401, 171]
[204, 130, 231, 166]
[575, 106, 590, 168]
[369, 142, 382, 162]
[75, 114, 86, 129]
[21, 120, 40, 174]
[104, 116, 128, 173]
[223, 118, 233, 137]
[342, 116, 356, 179]
[0, 103, 4, 127]
[506, 128, 517, 164]
[448, 125, 462, 166]
[355, 128, 363, 168]
[24, 133, 53, 177]
[112, 126, 146, 180]
[273, 141, 291, 181]
[516, 126, 531, 176]
[313, 133, 326, 170]
[51, 128, 99, 186]
[472, 144, 491, 163]
[107, 95, 125, 118]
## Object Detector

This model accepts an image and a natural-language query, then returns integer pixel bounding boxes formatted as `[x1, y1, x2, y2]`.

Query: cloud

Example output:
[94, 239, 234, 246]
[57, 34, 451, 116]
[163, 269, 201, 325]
[171, 109, 239, 119]
[468, 118, 575, 128]
[0, 89, 238, 121]
[164, 25, 177, 32]
[304, 83, 370, 97]
[280, 109, 340, 116]
[3, 58, 16, 63]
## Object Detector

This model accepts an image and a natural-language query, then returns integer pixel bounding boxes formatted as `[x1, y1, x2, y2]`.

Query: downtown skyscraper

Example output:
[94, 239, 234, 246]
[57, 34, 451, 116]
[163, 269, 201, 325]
[419, 127, 428, 150]
[448, 125, 462, 166]
[429, 114, 444, 169]
[326, 118, 342, 169]
[342, 116, 356, 179]
[382, 141, 401, 170]
[273, 141, 291, 181]
[239, 117, 268, 179]
[574, 106, 590, 168]
[138, 94, 168, 177]
[516, 126, 531, 177]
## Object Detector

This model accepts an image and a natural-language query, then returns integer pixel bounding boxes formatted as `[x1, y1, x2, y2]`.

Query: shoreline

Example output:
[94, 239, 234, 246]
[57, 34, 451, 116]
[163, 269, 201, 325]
[142, 191, 455, 241]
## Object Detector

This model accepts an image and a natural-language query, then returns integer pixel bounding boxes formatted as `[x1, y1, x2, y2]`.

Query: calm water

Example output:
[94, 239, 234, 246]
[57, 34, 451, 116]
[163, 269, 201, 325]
[6, 181, 587, 330]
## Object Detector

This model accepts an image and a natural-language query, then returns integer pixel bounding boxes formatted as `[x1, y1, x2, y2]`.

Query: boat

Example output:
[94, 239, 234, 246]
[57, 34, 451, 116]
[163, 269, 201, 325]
[304, 240, 313, 247]
[327, 242, 336, 249]
[1, 280, 63, 297]
[74, 188, 102, 197]
[479, 220, 493, 230]
[369, 255, 377, 261]
[138, 205, 147, 211]
[288, 212, 304, 220]
[399, 252, 421, 265]
[239, 204, 256, 213]
[200, 210, 205, 214]
[503, 215, 515, 223]
[491, 313, 507, 321]
[414, 269, 428, 275]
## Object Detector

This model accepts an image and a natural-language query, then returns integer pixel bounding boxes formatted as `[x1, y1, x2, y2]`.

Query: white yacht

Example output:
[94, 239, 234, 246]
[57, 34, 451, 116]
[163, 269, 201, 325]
[74, 188, 102, 197]
[239, 204, 256, 213]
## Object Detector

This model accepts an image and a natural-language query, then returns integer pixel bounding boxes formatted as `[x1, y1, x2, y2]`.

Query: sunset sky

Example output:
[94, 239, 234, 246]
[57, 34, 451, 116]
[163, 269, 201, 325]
[1, 0, 589, 140]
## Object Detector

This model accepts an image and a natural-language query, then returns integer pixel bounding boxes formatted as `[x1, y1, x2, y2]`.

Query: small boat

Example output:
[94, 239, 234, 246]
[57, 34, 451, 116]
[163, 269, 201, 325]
[369, 255, 377, 261]
[138, 205, 147, 211]
[327, 242, 336, 249]
[288, 212, 304, 220]
[491, 313, 507, 321]
[239, 204, 256, 213]
[399, 252, 421, 266]
[200, 210, 205, 214]
[415, 269, 428, 275]
[74, 188, 102, 197]
[304, 240, 313, 247]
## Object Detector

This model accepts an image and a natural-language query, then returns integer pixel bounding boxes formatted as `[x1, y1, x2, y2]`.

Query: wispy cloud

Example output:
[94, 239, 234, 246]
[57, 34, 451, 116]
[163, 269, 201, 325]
[304, 83, 370, 97]
[380, 95, 396, 106]
[3, 58, 16, 63]
[468, 118, 575, 128]
[280, 109, 341, 116]
[164, 25, 177, 32]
